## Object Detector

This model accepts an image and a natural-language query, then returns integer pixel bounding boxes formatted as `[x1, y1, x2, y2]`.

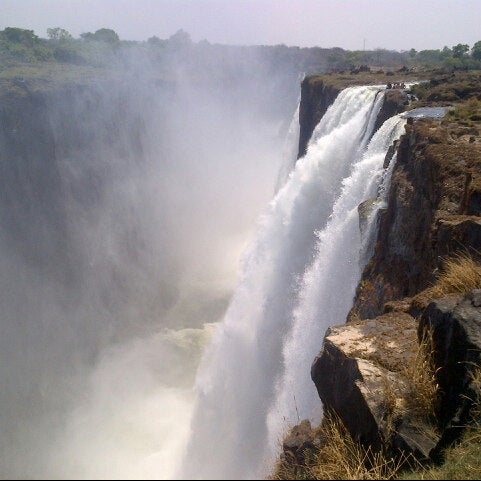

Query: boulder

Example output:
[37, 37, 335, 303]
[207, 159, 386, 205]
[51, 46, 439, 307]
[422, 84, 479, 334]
[311, 313, 437, 458]
[358, 197, 378, 241]
[281, 419, 317, 464]
[436, 217, 481, 259]
[418, 290, 481, 425]
[460, 173, 481, 216]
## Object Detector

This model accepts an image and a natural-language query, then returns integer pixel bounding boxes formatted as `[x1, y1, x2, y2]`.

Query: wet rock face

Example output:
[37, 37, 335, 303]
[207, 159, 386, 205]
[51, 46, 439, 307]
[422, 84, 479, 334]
[373, 89, 409, 133]
[350, 119, 481, 321]
[297, 77, 340, 158]
[297, 80, 408, 160]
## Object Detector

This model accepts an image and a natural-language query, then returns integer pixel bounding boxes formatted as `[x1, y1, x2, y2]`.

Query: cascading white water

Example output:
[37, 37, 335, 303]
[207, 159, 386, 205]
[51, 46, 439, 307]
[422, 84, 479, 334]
[179, 85, 394, 480]
[265, 113, 408, 467]
[1, 73, 411, 480]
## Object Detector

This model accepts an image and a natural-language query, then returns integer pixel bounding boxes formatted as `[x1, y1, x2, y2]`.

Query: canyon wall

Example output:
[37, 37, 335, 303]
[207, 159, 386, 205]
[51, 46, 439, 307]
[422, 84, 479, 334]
[287, 72, 481, 467]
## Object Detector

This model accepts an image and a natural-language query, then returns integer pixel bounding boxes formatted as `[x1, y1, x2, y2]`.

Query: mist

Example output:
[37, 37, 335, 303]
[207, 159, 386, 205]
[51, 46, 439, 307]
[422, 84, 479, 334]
[0, 46, 299, 479]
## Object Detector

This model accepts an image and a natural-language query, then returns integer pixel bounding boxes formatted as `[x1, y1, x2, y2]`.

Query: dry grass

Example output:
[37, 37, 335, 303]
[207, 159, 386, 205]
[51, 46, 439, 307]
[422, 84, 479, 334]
[447, 97, 481, 121]
[410, 251, 481, 315]
[427, 251, 481, 298]
[400, 367, 481, 480]
[269, 325, 440, 480]
[270, 251, 481, 479]
[269, 411, 407, 480]
[400, 430, 481, 480]
[380, 372, 406, 439]
[376, 329, 440, 455]
[401, 330, 439, 419]
[469, 367, 481, 418]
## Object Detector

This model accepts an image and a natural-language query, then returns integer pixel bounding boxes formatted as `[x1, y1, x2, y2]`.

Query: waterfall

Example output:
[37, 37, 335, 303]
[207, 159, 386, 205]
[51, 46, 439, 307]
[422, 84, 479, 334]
[265, 113, 407, 464]
[1, 74, 410, 480]
[179, 85, 396, 480]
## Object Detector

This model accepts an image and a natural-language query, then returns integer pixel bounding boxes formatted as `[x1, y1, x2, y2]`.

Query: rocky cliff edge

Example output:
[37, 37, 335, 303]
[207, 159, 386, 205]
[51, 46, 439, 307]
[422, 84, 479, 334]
[279, 70, 481, 475]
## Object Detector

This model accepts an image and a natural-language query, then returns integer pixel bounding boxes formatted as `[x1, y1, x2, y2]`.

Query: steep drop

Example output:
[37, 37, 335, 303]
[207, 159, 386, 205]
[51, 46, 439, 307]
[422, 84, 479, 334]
[180, 85, 394, 480]
[0, 74, 287, 480]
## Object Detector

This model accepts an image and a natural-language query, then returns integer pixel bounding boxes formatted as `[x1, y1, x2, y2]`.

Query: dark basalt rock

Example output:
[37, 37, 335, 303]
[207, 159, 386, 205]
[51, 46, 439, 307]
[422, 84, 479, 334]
[436, 217, 481, 259]
[419, 291, 481, 425]
[350, 119, 481, 322]
[298, 77, 340, 158]
[306, 73, 481, 472]
[373, 89, 409, 134]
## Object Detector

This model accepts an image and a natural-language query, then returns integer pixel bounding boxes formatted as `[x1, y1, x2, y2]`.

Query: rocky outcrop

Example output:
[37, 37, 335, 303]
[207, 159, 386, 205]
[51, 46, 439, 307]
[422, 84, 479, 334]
[309, 113, 481, 460]
[311, 289, 481, 464]
[373, 89, 409, 133]
[419, 291, 481, 427]
[311, 312, 438, 459]
[297, 75, 411, 160]
[302, 72, 481, 474]
[350, 118, 481, 321]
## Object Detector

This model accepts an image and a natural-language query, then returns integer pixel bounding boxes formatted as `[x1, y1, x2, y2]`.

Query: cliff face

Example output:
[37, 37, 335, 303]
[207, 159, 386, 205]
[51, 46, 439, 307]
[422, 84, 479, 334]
[350, 117, 481, 320]
[297, 77, 340, 158]
[0, 78, 152, 284]
[280, 72, 481, 471]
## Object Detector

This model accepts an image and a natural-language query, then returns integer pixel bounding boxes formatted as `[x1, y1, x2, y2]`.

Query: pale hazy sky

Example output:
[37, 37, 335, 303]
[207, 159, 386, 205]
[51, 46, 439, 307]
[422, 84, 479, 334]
[1, 0, 480, 52]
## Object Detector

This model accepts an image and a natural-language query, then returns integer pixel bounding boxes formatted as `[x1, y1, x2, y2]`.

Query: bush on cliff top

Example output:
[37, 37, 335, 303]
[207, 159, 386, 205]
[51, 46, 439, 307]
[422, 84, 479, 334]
[447, 97, 481, 121]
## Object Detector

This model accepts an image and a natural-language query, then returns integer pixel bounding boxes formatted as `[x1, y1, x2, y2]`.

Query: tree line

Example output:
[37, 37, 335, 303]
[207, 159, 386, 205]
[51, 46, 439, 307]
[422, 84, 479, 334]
[1, 26, 481, 73]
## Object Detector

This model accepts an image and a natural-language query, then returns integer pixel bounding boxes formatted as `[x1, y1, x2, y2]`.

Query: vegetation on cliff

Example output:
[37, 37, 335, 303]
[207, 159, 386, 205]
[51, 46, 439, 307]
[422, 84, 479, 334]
[271, 257, 481, 480]
[271, 375, 481, 480]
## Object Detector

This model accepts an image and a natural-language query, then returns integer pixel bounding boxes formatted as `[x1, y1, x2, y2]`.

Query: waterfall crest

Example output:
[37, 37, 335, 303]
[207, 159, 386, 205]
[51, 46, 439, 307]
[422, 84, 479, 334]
[179, 85, 395, 480]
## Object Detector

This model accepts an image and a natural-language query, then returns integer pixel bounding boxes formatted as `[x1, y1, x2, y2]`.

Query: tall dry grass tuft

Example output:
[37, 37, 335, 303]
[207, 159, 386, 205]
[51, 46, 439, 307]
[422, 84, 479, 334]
[428, 251, 481, 298]
[271, 251, 481, 480]
[310, 412, 404, 480]
[269, 411, 406, 480]
[401, 330, 439, 420]
[269, 457, 312, 480]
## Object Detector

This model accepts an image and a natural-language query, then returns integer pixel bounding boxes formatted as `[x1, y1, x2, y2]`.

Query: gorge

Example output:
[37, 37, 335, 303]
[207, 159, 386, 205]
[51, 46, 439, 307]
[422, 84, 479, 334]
[1, 58, 481, 480]
[0, 62, 295, 478]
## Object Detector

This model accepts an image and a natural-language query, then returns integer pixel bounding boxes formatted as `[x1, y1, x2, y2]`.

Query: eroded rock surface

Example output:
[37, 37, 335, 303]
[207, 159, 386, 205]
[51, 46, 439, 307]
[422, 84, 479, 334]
[350, 118, 481, 321]
[311, 313, 437, 458]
